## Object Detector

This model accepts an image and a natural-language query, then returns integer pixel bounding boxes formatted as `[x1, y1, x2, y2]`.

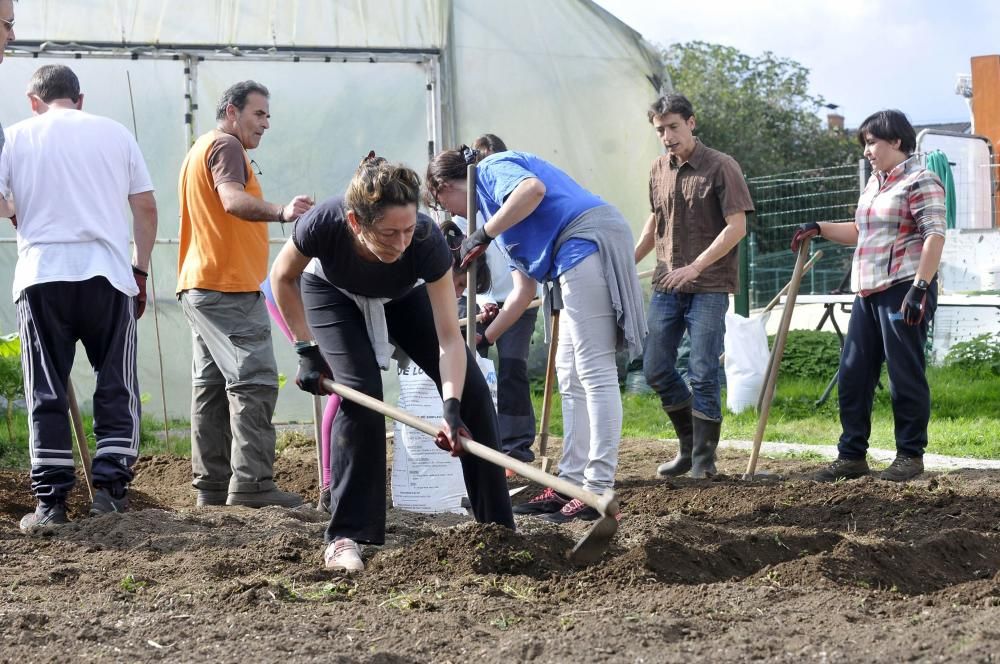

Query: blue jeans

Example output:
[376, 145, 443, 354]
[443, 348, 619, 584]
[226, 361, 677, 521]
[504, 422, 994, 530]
[643, 291, 729, 421]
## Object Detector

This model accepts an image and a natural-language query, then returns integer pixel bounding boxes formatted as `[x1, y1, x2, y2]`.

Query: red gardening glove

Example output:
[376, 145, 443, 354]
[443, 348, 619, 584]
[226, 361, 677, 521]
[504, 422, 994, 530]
[477, 302, 500, 326]
[790, 222, 820, 252]
[434, 397, 468, 457]
[458, 227, 493, 271]
[133, 266, 148, 319]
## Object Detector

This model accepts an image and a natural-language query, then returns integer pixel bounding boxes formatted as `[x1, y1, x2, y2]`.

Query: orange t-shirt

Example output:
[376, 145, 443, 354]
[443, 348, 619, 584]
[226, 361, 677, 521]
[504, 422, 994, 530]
[176, 130, 269, 293]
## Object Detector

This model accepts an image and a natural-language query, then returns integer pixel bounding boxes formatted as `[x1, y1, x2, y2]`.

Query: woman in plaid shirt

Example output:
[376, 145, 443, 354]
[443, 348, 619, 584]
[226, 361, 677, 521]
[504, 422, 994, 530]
[790, 109, 946, 483]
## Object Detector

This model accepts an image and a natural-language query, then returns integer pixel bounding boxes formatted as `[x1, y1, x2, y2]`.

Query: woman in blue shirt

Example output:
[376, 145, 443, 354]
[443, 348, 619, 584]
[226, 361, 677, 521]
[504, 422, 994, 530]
[426, 147, 646, 522]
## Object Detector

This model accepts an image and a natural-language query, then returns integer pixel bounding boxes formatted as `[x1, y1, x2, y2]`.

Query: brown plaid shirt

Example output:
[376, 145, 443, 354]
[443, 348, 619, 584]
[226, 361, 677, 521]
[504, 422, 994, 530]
[650, 140, 755, 293]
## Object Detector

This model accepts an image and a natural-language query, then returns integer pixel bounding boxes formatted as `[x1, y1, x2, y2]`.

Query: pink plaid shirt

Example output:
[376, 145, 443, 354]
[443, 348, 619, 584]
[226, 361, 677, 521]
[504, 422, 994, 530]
[852, 156, 946, 296]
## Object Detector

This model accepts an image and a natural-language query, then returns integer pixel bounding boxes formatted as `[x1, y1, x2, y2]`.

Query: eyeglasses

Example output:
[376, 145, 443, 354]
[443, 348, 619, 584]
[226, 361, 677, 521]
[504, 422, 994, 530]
[249, 159, 262, 176]
[0, 17, 13, 31]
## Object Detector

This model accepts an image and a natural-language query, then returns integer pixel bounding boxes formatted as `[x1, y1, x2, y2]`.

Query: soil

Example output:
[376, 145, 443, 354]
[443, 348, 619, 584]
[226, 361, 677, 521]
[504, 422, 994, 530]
[2, 437, 1000, 663]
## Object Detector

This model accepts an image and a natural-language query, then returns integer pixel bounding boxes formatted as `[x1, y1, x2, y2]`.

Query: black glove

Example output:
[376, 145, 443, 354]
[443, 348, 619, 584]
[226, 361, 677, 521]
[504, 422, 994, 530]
[434, 397, 469, 457]
[132, 266, 148, 319]
[475, 331, 493, 356]
[295, 344, 333, 395]
[458, 227, 493, 271]
[790, 221, 820, 252]
[901, 282, 928, 326]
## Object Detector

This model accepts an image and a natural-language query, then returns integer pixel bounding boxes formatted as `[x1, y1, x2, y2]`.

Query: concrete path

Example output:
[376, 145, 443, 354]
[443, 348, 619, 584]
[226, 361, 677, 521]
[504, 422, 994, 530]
[721, 439, 1000, 471]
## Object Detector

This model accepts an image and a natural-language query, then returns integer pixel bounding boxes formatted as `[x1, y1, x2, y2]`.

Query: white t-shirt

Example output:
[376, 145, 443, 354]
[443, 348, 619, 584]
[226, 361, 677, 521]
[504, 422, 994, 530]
[0, 107, 154, 300]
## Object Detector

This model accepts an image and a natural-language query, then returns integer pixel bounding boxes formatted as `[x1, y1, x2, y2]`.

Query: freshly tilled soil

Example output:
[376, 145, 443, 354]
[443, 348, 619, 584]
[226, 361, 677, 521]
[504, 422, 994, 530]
[2, 438, 999, 662]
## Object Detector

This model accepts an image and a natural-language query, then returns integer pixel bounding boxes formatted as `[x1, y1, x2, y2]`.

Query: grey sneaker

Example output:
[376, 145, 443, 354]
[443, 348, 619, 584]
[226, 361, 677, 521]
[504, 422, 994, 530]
[89, 487, 129, 515]
[196, 489, 228, 507]
[813, 457, 870, 482]
[20, 502, 69, 534]
[879, 455, 924, 482]
[226, 487, 304, 508]
[317, 487, 331, 514]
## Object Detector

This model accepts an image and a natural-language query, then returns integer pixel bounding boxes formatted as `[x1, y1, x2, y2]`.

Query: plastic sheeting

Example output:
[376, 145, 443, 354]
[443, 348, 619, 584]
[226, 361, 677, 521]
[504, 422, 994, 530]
[0, 0, 667, 421]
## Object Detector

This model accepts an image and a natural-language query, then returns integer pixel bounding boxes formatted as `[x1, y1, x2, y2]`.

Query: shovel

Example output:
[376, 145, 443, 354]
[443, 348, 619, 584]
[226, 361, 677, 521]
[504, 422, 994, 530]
[321, 378, 619, 564]
[744, 238, 811, 479]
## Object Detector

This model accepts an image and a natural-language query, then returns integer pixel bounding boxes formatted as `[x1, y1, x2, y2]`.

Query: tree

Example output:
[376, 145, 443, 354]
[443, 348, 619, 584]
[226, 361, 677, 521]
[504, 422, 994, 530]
[662, 41, 858, 178]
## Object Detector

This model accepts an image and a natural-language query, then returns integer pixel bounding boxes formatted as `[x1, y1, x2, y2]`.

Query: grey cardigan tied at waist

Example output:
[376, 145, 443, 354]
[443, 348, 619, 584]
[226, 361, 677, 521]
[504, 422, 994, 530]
[545, 204, 647, 360]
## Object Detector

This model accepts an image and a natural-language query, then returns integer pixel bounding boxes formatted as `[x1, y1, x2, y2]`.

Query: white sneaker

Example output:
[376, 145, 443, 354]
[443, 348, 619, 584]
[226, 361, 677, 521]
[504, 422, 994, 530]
[324, 538, 364, 572]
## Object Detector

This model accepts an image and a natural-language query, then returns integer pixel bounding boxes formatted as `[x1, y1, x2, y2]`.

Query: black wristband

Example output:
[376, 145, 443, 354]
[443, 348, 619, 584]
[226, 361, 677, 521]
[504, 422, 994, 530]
[442, 397, 462, 421]
[914, 279, 929, 290]
[132, 265, 148, 277]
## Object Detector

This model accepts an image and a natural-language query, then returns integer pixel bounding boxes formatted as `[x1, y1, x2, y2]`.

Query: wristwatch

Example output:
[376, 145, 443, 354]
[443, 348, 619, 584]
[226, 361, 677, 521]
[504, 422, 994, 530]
[914, 279, 929, 290]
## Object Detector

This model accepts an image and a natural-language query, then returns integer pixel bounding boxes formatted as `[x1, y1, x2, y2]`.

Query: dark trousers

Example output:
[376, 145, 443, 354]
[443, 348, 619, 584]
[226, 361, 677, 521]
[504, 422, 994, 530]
[301, 275, 514, 545]
[838, 280, 936, 459]
[494, 304, 538, 462]
[17, 277, 140, 504]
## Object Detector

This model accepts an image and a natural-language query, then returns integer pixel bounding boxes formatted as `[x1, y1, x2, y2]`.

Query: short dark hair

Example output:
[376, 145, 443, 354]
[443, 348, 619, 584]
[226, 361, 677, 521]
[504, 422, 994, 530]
[472, 133, 508, 156]
[648, 93, 694, 123]
[28, 65, 81, 104]
[857, 109, 916, 155]
[215, 80, 270, 121]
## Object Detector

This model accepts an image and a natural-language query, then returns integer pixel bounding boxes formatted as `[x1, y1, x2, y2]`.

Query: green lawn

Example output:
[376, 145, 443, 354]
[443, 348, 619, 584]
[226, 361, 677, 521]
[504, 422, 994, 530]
[1, 366, 997, 469]
[531, 365, 1000, 460]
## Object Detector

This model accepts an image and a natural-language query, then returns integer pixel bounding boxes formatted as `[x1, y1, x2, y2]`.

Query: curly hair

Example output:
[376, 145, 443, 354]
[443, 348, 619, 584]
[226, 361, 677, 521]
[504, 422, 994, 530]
[345, 151, 422, 228]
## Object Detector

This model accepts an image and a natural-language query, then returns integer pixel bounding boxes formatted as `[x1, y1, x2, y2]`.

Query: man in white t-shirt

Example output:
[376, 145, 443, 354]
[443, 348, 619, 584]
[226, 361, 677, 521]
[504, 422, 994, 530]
[0, 64, 158, 533]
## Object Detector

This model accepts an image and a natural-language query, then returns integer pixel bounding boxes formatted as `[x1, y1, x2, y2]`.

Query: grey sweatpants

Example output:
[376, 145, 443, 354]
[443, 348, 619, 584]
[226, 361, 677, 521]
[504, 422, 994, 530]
[179, 289, 279, 493]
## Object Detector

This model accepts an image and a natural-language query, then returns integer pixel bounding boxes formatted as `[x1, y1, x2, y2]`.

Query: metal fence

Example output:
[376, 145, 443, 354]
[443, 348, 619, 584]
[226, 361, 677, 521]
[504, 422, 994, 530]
[745, 150, 1000, 309]
[745, 163, 861, 309]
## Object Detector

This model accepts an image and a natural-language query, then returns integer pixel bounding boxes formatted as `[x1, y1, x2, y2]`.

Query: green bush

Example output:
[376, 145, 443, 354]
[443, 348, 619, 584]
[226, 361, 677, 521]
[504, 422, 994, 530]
[770, 329, 841, 380]
[0, 333, 24, 445]
[944, 333, 1000, 376]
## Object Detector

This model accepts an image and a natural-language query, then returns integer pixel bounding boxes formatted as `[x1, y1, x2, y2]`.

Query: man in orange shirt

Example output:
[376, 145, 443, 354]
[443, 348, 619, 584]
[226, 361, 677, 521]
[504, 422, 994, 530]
[177, 80, 312, 508]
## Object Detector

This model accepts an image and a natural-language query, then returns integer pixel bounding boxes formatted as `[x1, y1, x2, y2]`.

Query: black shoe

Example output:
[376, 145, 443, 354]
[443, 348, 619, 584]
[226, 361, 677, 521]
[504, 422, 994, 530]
[543, 498, 601, 524]
[813, 457, 870, 482]
[20, 502, 69, 534]
[879, 455, 924, 482]
[90, 487, 129, 515]
[512, 487, 570, 515]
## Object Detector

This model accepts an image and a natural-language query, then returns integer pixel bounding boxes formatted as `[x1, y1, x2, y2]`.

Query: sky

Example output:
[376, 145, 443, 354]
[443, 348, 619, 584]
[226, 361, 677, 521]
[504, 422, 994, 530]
[594, 0, 1000, 129]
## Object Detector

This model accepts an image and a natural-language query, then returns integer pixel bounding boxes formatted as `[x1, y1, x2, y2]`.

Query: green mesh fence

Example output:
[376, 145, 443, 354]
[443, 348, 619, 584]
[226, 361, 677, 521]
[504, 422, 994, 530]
[745, 163, 861, 309]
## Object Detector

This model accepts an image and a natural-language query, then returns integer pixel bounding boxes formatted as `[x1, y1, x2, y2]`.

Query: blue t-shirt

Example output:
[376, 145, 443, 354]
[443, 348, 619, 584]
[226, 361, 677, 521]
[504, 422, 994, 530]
[476, 152, 602, 281]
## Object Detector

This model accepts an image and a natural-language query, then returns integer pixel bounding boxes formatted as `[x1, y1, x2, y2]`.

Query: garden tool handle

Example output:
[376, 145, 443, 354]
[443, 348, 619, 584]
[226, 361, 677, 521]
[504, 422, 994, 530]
[320, 378, 618, 517]
[455, 269, 653, 329]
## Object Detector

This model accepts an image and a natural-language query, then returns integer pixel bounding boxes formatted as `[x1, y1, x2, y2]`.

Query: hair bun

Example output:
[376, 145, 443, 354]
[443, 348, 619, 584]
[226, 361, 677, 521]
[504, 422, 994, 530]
[460, 145, 479, 166]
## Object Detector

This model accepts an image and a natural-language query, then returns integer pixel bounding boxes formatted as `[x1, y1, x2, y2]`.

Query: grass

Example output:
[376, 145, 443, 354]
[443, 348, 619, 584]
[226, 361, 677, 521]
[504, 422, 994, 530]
[1, 365, 997, 469]
[531, 364, 1000, 460]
